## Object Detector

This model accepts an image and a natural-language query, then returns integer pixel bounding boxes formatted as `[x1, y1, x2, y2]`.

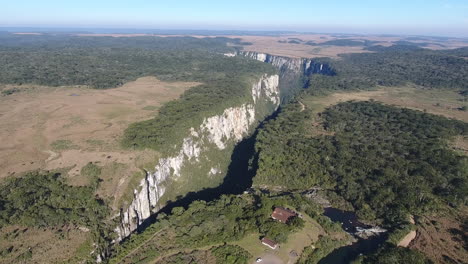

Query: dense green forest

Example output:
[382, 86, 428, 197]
[0, 170, 115, 260]
[108, 193, 345, 263]
[254, 101, 468, 225]
[306, 46, 468, 94]
[0, 171, 108, 228]
[0, 34, 275, 152]
[357, 245, 433, 264]
[0, 34, 245, 88]
[154, 245, 252, 264]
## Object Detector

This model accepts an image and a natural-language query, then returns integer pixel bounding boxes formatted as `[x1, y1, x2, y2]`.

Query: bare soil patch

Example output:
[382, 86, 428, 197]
[410, 209, 468, 264]
[397, 230, 417, 247]
[0, 77, 197, 207]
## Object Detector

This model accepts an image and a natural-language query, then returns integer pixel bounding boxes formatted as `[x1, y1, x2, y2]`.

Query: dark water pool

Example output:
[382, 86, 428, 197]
[320, 208, 387, 264]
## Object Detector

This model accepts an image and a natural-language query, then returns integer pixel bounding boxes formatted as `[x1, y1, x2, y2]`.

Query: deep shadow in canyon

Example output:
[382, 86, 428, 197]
[136, 109, 281, 234]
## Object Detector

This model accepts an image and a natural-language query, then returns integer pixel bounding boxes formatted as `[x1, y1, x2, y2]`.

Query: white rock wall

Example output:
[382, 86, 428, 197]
[115, 74, 280, 240]
[239, 51, 319, 75]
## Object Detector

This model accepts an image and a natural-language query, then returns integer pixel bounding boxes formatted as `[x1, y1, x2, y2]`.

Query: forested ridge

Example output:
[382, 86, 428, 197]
[254, 101, 468, 224]
[306, 45, 468, 94]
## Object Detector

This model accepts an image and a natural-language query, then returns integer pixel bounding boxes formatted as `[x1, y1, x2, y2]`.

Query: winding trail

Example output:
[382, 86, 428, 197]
[298, 101, 305, 112]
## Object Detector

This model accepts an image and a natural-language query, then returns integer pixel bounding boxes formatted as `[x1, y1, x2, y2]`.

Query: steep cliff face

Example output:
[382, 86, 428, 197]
[238, 51, 335, 101]
[239, 51, 335, 76]
[115, 74, 280, 240]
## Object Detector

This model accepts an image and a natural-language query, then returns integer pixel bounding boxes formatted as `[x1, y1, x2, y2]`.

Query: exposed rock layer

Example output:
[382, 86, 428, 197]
[239, 51, 335, 76]
[115, 74, 280, 240]
[238, 51, 334, 101]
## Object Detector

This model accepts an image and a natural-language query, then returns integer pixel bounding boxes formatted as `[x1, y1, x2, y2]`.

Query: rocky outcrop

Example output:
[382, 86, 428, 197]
[115, 74, 280, 241]
[238, 51, 334, 101]
[239, 51, 335, 76]
[355, 226, 387, 239]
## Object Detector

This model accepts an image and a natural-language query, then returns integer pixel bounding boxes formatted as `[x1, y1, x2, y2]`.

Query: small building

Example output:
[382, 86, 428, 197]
[261, 237, 278, 250]
[271, 207, 297, 223]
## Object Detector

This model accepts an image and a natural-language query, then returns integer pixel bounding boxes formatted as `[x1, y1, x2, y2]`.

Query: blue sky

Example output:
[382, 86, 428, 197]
[1, 0, 468, 36]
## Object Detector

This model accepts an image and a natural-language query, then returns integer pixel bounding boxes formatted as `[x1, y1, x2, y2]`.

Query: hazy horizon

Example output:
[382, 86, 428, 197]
[2, 0, 468, 37]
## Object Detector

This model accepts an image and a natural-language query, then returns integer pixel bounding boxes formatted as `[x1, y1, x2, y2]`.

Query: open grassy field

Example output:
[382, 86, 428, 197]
[232, 214, 325, 264]
[229, 34, 374, 58]
[302, 86, 468, 153]
[69, 33, 468, 58]
[0, 77, 197, 263]
[0, 225, 91, 264]
[0, 77, 198, 208]
[410, 206, 468, 264]
[302, 86, 468, 122]
[228, 34, 468, 58]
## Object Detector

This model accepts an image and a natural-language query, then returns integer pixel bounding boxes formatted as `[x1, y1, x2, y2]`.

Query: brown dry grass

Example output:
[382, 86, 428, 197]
[0, 225, 89, 264]
[227, 34, 372, 58]
[452, 135, 468, 155]
[410, 208, 468, 264]
[70, 33, 468, 58]
[0, 77, 198, 207]
[303, 86, 468, 122]
[229, 34, 468, 58]
[302, 86, 468, 149]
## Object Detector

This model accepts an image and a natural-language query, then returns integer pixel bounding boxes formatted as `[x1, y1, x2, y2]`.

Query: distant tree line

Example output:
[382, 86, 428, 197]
[306, 45, 468, 95]
[0, 34, 248, 89]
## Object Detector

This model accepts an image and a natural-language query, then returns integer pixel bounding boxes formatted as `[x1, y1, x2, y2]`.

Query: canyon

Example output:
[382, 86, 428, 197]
[115, 51, 335, 241]
[115, 74, 280, 240]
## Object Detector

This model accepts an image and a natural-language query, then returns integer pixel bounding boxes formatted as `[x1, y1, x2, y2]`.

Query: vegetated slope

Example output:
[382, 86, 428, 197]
[254, 101, 467, 224]
[121, 60, 275, 152]
[0, 170, 108, 228]
[358, 246, 433, 264]
[108, 193, 343, 264]
[306, 45, 468, 94]
[0, 170, 111, 262]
